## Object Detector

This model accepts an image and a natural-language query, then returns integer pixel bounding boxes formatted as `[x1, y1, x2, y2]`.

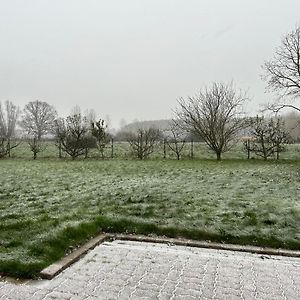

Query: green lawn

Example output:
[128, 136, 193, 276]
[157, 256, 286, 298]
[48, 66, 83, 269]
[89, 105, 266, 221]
[1, 158, 300, 278]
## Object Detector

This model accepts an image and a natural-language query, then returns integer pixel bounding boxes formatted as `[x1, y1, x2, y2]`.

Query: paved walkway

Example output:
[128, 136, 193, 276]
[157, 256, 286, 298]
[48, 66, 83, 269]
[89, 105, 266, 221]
[1, 240, 300, 299]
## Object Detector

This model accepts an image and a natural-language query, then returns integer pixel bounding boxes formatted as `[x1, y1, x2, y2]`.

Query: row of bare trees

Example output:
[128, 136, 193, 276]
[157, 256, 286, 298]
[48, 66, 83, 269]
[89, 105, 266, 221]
[1, 23, 300, 160]
[0, 94, 293, 161]
[127, 18, 300, 160]
[54, 114, 110, 160]
[0, 100, 110, 160]
[124, 82, 291, 161]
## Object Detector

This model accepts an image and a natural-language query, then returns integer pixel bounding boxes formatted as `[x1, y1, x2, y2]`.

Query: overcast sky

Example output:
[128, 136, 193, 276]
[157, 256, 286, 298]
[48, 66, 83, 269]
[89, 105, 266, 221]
[0, 0, 299, 128]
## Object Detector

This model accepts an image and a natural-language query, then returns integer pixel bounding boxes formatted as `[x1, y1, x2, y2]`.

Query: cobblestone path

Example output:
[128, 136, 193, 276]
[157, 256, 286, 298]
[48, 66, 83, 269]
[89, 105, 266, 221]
[1, 240, 300, 299]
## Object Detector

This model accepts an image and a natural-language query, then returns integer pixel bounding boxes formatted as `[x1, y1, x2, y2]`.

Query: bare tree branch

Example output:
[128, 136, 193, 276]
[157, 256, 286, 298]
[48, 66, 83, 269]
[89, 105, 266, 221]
[163, 120, 186, 160]
[265, 102, 300, 114]
[246, 116, 291, 160]
[262, 25, 300, 112]
[125, 127, 161, 160]
[54, 113, 93, 160]
[20, 100, 57, 140]
[91, 119, 110, 159]
[176, 82, 247, 160]
[0, 101, 20, 158]
[20, 100, 57, 159]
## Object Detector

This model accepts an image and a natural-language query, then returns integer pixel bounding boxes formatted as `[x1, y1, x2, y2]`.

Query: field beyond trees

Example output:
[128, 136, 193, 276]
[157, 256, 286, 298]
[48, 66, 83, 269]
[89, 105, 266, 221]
[1, 158, 300, 278]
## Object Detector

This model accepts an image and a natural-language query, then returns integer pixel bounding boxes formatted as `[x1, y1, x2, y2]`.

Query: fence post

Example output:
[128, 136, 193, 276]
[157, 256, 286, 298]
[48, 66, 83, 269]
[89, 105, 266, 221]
[111, 138, 114, 158]
[247, 139, 250, 159]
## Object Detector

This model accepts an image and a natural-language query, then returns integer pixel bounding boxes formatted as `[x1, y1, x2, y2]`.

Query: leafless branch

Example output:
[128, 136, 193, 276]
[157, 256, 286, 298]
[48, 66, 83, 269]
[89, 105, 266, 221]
[176, 82, 247, 160]
[125, 127, 161, 160]
[262, 25, 300, 111]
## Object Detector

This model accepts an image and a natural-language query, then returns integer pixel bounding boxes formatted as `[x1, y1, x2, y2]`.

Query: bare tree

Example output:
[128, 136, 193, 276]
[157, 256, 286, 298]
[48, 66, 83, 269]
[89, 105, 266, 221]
[164, 121, 186, 160]
[126, 127, 161, 160]
[53, 117, 64, 158]
[20, 100, 57, 159]
[176, 82, 247, 160]
[20, 100, 57, 139]
[54, 113, 93, 160]
[91, 119, 110, 159]
[0, 101, 20, 157]
[246, 116, 291, 160]
[263, 25, 300, 112]
[28, 137, 47, 160]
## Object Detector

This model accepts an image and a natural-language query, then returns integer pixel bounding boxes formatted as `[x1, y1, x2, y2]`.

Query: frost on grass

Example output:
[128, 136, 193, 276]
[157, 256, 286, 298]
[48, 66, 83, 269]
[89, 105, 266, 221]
[0, 159, 300, 276]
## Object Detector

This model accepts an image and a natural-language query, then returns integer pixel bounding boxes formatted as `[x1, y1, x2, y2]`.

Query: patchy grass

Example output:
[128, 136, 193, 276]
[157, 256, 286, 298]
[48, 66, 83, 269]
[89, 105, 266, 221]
[0, 158, 300, 278]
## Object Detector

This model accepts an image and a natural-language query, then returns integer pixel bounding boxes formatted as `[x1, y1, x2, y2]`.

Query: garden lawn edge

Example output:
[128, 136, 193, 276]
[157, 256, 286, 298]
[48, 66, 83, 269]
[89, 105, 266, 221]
[40, 233, 300, 280]
[40, 234, 106, 279]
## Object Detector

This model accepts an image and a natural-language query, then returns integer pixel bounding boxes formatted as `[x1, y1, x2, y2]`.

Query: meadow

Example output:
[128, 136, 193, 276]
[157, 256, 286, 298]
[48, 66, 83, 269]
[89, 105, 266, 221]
[1, 142, 300, 278]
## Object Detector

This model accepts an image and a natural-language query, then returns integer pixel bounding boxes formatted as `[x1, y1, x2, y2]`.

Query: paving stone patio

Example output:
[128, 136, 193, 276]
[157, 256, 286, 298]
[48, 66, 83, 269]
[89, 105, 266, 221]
[1, 240, 300, 299]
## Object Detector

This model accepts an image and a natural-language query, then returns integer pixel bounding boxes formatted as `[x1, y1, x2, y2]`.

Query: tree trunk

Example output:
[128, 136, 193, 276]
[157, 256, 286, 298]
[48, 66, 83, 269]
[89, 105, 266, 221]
[111, 138, 114, 159]
[7, 139, 11, 158]
[58, 140, 62, 158]
[262, 140, 267, 161]
[247, 140, 250, 159]
[216, 152, 221, 160]
[33, 138, 37, 160]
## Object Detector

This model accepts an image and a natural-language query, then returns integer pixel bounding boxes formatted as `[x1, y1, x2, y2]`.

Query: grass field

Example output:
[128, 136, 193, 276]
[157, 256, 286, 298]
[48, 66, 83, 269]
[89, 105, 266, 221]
[1, 157, 300, 278]
[8, 139, 300, 160]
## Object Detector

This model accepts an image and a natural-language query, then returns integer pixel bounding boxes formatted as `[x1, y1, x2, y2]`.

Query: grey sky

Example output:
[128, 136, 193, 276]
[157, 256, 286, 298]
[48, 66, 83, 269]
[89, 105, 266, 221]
[0, 0, 299, 128]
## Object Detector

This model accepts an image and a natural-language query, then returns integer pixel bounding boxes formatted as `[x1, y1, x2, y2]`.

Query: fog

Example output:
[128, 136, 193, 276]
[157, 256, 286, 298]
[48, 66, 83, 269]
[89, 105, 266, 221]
[0, 0, 299, 128]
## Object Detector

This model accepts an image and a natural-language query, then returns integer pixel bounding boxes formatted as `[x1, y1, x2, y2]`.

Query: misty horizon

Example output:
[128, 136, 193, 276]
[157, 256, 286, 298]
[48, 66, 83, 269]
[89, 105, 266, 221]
[1, 0, 300, 128]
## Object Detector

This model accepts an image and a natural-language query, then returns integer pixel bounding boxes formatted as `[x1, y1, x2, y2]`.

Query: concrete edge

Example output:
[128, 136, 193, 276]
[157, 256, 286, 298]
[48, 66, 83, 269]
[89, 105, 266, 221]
[40, 234, 106, 279]
[109, 234, 300, 258]
[40, 233, 300, 279]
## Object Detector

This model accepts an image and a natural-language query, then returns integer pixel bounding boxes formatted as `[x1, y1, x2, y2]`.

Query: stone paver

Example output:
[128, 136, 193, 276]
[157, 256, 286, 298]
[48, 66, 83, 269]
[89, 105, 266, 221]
[1, 240, 300, 299]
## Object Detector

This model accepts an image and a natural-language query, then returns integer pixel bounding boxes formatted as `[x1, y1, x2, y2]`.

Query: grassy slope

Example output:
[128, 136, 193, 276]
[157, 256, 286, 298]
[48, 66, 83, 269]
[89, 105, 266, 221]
[0, 158, 300, 277]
